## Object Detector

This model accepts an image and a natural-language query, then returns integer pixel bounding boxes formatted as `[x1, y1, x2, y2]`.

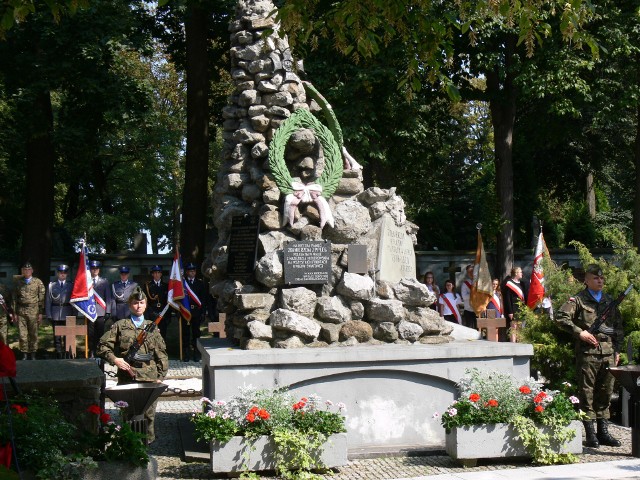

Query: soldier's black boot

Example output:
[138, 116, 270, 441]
[21, 352, 28, 361]
[182, 347, 191, 362]
[583, 420, 599, 448]
[597, 418, 621, 447]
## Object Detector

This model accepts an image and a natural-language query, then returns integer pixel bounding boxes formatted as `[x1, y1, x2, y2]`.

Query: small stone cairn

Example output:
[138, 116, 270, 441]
[204, 0, 453, 349]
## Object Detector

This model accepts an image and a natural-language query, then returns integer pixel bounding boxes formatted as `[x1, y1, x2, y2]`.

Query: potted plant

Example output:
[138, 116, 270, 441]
[0, 394, 155, 479]
[435, 368, 585, 467]
[191, 386, 348, 478]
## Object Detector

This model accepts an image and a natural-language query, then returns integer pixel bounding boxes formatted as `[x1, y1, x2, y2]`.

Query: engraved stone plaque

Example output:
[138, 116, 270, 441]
[227, 215, 259, 279]
[284, 240, 332, 284]
[377, 216, 416, 283]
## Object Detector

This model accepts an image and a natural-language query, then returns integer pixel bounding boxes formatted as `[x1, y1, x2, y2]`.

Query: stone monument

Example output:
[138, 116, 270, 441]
[204, 0, 454, 350]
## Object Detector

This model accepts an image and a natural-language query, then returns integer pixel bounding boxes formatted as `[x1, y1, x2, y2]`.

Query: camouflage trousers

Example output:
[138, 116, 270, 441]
[118, 379, 159, 443]
[577, 352, 616, 420]
[16, 309, 39, 353]
[0, 315, 7, 345]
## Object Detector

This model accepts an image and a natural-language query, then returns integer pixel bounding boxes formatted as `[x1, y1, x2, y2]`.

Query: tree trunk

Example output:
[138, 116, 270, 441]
[586, 172, 596, 219]
[21, 90, 56, 280]
[487, 36, 517, 281]
[634, 101, 640, 248]
[180, 3, 209, 268]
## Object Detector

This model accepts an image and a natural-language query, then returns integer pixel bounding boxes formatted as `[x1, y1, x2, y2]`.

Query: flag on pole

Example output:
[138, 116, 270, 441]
[470, 229, 493, 315]
[70, 241, 98, 322]
[527, 232, 547, 309]
[167, 249, 191, 321]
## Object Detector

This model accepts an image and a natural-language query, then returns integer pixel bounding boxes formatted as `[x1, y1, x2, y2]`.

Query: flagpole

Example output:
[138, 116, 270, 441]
[85, 317, 88, 359]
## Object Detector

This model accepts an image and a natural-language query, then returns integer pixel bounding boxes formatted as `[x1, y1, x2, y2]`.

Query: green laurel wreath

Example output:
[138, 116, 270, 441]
[268, 108, 343, 197]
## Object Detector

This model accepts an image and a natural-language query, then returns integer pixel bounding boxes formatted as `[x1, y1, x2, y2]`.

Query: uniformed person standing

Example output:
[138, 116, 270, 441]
[144, 265, 169, 340]
[10, 262, 45, 360]
[97, 287, 168, 443]
[0, 284, 13, 345]
[46, 264, 76, 358]
[88, 260, 112, 358]
[182, 263, 208, 362]
[110, 266, 138, 320]
[555, 264, 623, 448]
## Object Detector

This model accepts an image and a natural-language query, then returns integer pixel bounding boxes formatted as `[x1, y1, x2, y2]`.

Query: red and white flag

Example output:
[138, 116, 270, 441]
[167, 249, 191, 321]
[527, 232, 547, 308]
[70, 241, 98, 322]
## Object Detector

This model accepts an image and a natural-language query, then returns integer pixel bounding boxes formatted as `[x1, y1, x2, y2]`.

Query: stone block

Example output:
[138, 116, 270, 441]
[336, 272, 374, 301]
[233, 293, 276, 311]
[366, 298, 406, 323]
[270, 308, 320, 340]
[280, 287, 317, 318]
[339, 320, 373, 343]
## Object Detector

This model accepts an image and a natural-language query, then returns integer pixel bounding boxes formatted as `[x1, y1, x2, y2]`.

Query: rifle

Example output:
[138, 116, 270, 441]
[123, 303, 170, 368]
[588, 284, 633, 336]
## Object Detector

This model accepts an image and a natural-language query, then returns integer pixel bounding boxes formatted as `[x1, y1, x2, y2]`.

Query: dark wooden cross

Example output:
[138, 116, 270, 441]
[208, 313, 227, 339]
[54, 315, 88, 358]
[442, 262, 462, 283]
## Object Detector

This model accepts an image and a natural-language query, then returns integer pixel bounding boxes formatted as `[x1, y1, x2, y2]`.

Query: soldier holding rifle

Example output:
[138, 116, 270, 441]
[555, 264, 624, 449]
[97, 286, 168, 443]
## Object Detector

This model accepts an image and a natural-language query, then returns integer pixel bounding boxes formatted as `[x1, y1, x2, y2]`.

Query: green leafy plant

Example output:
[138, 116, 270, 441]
[0, 394, 78, 474]
[191, 386, 347, 479]
[436, 368, 586, 464]
[83, 401, 149, 467]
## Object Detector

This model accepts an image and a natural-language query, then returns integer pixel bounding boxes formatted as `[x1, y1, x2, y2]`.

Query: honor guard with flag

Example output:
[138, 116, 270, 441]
[46, 264, 76, 358]
[144, 265, 170, 340]
[182, 263, 207, 362]
[111, 266, 138, 319]
[11, 262, 45, 360]
[88, 260, 112, 357]
[501, 266, 529, 342]
[527, 230, 548, 309]
[97, 286, 168, 443]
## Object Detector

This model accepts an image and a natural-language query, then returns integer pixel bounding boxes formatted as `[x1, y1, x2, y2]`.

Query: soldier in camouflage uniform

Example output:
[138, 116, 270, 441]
[0, 284, 13, 345]
[97, 286, 168, 443]
[555, 264, 623, 448]
[10, 262, 45, 360]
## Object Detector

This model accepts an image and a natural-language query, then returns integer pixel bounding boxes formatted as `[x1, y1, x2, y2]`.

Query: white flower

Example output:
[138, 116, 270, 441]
[544, 395, 554, 404]
[206, 410, 217, 419]
[325, 400, 334, 406]
[200, 397, 213, 404]
[222, 413, 230, 419]
[562, 381, 572, 387]
[569, 396, 579, 404]
[447, 407, 457, 416]
[114, 400, 129, 408]
[216, 400, 226, 406]
[337, 402, 347, 411]
[432, 412, 440, 419]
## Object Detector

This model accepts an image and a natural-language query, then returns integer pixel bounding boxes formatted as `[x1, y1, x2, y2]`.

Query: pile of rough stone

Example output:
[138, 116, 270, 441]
[204, 0, 454, 349]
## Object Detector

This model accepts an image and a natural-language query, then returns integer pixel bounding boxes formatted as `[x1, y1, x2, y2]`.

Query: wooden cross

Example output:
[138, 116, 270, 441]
[442, 262, 462, 283]
[54, 316, 88, 358]
[477, 310, 507, 342]
[208, 313, 227, 339]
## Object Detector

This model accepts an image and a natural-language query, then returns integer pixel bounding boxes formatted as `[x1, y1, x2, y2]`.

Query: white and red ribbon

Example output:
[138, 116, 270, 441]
[282, 181, 335, 229]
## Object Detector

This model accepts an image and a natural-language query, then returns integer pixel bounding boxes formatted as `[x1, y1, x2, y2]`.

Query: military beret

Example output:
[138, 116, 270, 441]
[585, 264, 603, 276]
[89, 260, 101, 268]
[21, 262, 33, 269]
[185, 262, 197, 271]
[128, 286, 146, 302]
[57, 264, 70, 272]
[150, 265, 162, 272]
[119, 266, 130, 273]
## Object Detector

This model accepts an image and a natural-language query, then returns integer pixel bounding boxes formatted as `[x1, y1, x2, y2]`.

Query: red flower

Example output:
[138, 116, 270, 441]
[519, 386, 531, 394]
[11, 404, 27, 415]
[293, 402, 305, 411]
[246, 413, 256, 423]
[249, 406, 259, 414]
[301, 397, 308, 402]
[534, 392, 547, 404]
[469, 393, 481, 403]
[486, 399, 499, 407]
[87, 405, 102, 415]
[535, 405, 544, 413]
[100, 413, 111, 424]
[258, 409, 270, 420]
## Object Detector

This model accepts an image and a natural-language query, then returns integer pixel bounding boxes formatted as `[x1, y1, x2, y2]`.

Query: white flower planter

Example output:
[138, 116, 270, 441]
[210, 433, 348, 473]
[445, 420, 583, 467]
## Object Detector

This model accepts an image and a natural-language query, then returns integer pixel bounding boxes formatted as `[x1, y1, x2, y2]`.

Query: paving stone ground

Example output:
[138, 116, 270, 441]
[106, 361, 635, 480]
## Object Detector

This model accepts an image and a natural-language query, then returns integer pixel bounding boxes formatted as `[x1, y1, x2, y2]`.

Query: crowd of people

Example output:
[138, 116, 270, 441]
[0, 261, 215, 361]
[423, 264, 531, 341]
